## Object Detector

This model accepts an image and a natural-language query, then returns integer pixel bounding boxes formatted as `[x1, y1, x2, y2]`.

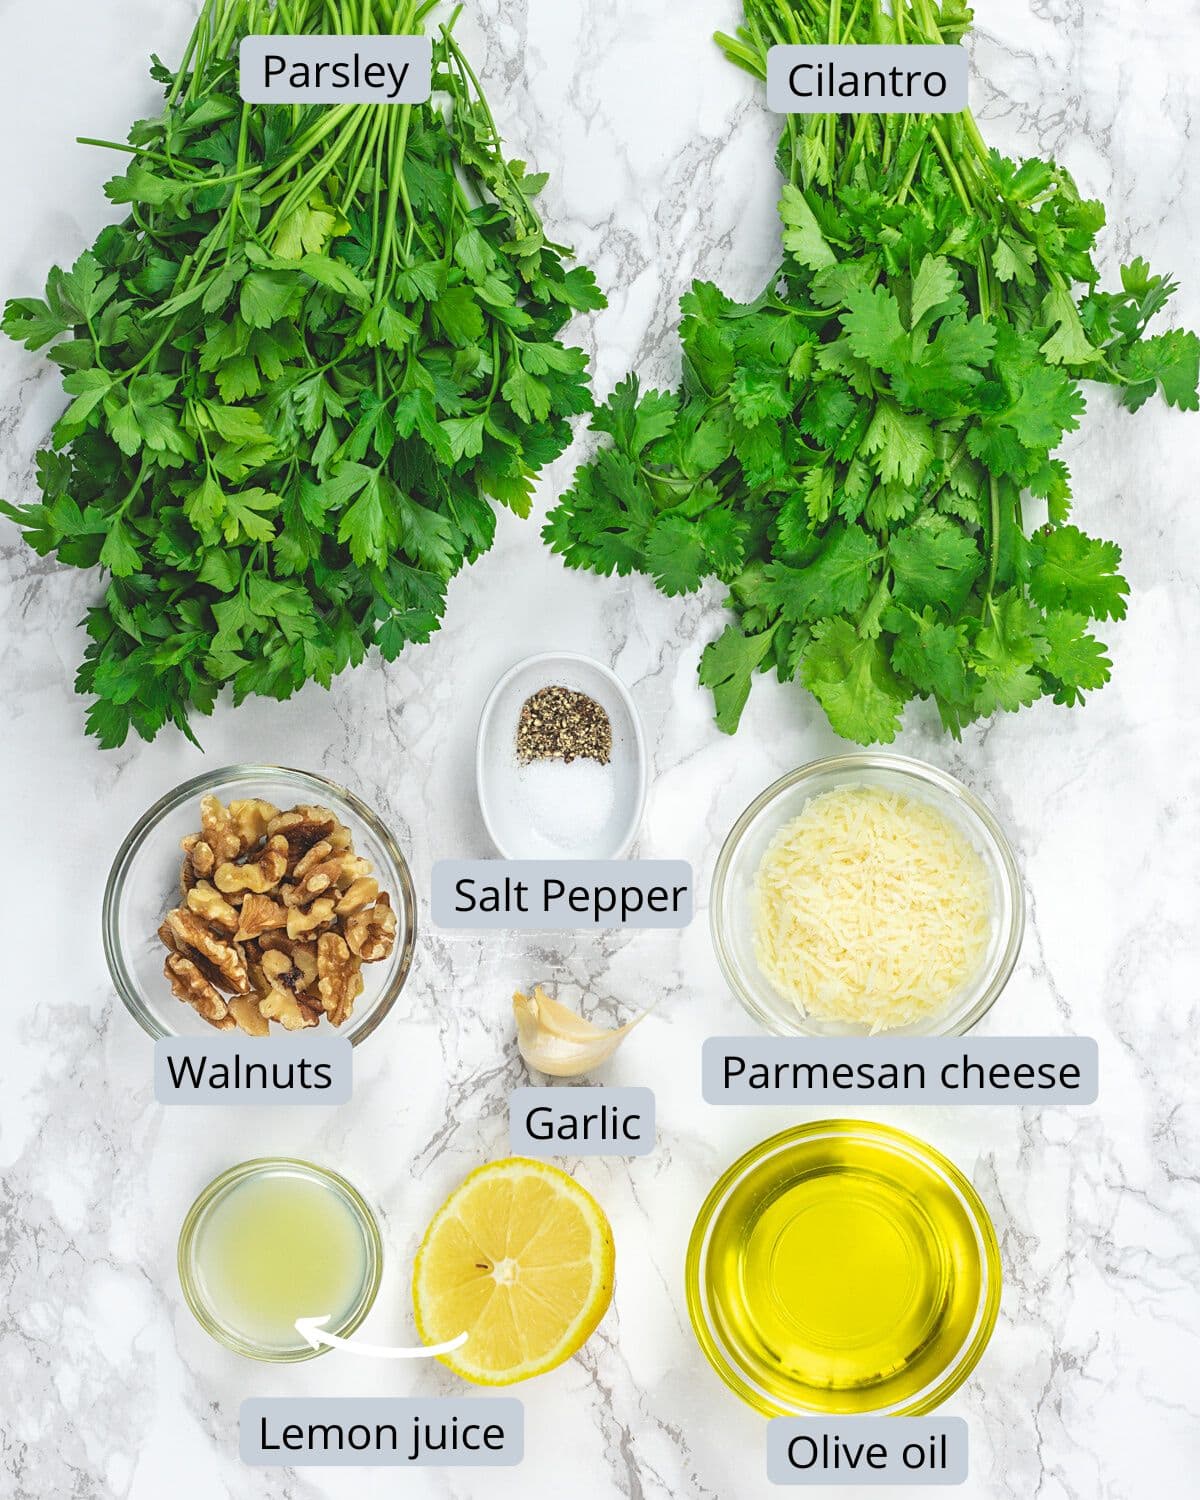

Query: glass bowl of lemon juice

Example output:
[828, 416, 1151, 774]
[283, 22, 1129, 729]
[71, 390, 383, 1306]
[178, 1158, 382, 1361]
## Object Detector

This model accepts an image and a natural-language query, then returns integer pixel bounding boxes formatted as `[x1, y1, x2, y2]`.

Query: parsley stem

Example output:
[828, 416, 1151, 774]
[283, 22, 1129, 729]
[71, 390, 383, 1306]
[339, 106, 388, 214]
[168, 0, 215, 107]
[114, 461, 150, 522]
[228, 104, 250, 255]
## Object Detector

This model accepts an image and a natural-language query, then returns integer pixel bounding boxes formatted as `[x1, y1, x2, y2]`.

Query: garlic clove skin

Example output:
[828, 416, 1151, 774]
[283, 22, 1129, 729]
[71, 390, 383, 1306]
[513, 986, 643, 1078]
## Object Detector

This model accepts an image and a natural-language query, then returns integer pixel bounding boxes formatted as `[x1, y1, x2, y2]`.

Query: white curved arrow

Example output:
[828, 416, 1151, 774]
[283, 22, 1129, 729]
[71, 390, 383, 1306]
[295, 1316, 468, 1360]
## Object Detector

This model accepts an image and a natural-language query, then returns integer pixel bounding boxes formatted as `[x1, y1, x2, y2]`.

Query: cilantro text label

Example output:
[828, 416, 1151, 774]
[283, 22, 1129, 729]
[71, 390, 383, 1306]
[767, 47, 967, 114]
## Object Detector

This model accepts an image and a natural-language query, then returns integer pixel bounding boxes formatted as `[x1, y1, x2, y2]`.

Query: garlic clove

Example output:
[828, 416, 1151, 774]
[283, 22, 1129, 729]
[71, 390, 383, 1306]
[513, 985, 643, 1078]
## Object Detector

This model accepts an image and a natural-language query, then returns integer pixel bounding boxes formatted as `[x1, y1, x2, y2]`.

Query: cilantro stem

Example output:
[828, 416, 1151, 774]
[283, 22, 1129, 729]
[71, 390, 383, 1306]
[984, 474, 1001, 605]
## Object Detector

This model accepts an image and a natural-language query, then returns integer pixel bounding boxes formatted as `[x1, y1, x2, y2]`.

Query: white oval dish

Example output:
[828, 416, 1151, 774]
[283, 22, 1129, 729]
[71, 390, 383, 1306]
[476, 653, 647, 860]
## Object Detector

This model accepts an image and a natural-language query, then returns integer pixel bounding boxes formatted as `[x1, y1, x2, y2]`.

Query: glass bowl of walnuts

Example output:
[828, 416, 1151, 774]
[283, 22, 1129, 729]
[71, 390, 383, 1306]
[103, 766, 416, 1044]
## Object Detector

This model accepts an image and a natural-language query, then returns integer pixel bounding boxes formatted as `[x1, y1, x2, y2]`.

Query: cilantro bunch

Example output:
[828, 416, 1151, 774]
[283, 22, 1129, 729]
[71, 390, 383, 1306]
[545, 0, 1198, 743]
[1, 0, 604, 747]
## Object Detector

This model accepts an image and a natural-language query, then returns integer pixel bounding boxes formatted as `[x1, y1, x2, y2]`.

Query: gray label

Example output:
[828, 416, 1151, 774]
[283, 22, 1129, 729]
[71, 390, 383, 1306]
[239, 36, 432, 103]
[768, 1419, 967, 1485]
[154, 1036, 351, 1104]
[767, 45, 967, 113]
[706, 1037, 1098, 1105]
[431, 860, 693, 930]
[241, 1398, 523, 1467]
[510, 1086, 655, 1157]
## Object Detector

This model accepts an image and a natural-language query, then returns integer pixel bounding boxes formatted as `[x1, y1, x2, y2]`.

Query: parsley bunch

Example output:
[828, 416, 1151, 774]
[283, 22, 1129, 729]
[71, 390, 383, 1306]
[545, 0, 1198, 743]
[1, 0, 604, 747]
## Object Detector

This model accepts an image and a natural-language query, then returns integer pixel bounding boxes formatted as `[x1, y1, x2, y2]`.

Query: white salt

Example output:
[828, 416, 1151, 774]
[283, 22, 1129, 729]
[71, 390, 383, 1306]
[517, 758, 615, 853]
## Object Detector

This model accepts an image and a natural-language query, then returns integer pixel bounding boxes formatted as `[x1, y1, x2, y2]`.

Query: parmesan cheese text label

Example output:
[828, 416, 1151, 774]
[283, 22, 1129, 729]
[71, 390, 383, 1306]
[705, 1037, 1098, 1106]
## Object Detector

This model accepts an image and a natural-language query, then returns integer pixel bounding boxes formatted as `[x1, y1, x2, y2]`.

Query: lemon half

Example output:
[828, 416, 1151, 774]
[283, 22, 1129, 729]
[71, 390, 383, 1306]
[413, 1157, 615, 1385]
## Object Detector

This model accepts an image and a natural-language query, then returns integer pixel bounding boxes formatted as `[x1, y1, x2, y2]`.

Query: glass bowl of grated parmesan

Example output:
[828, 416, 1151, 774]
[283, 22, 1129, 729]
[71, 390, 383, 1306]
[711, 754, 1024, 1037]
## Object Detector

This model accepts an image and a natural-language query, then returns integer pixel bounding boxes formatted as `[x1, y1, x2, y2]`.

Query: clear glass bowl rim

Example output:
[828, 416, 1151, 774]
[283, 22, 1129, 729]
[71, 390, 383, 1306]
[177, 1156, 384, 1363]
[102, 763, 417, 1046]
[685, 1119, 1003, 1417]
[709, 751, 1025, 1037]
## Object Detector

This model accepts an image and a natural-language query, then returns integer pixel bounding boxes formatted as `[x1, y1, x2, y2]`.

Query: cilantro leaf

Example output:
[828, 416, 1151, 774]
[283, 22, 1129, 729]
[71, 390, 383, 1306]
[1029, 524, 1129, 621]
[762, 524, 880, 622]
[779, 184, 837, 271]
[910, 255, 958, 328]
[1117, 329, 1200, 412]
[861, 400, 933, 486]
[801, 617, 908, 744]
[888, 514, 983, 614]
[887, 606, 971, 706]
[1042, 610, 1113, 706]
[842, 285, 908, 373]
[972, 594, 1048, 715]
[698, 622, 776, 734]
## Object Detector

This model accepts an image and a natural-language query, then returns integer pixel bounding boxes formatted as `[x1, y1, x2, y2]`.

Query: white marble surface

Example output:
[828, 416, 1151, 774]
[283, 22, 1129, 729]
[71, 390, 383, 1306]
[2, 1, 1199, 1496]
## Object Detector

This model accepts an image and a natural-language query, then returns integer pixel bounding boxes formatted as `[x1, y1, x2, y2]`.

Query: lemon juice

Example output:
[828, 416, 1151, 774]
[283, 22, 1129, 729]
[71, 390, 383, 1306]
[179, 1159, 381, 1360]
[687, 1122, 1000, 1415]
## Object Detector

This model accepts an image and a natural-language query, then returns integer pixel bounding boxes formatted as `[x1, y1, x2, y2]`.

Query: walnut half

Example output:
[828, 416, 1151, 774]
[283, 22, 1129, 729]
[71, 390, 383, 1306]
[164, 953, 234, 1029]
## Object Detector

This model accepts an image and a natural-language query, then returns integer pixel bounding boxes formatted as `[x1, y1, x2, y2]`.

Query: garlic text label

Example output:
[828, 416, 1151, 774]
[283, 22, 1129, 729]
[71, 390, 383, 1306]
[239, 36, 432, 103]
[767, 46, 968, 114]
[510, 1087, 655, 1157]
[768, 1418, 967, 1486]
[432, 860, 693, 930]
[241, 1399, 522, 1467]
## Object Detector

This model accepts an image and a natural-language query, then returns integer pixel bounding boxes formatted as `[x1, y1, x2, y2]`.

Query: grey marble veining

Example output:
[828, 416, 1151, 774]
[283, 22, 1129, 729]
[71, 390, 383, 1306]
[2, 1, 1199, 1496]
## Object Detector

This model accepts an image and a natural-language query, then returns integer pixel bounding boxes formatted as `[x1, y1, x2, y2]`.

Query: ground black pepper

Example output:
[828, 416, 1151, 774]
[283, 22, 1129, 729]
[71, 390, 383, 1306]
[517, 685, 612, 765]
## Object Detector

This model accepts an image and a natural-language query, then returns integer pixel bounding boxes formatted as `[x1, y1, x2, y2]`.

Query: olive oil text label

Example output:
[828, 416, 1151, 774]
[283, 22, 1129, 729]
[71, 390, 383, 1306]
[768, 1418, 968, 1485]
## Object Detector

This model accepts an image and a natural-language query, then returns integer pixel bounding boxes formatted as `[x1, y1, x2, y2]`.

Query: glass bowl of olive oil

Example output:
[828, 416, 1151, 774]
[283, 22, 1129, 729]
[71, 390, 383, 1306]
[178, 1158, 383, 1361]
[686, 1121, 1001, 1416]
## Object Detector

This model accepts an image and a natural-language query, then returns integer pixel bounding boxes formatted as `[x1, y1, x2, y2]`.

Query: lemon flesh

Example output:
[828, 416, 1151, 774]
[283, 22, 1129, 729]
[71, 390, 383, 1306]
[413, 1157, 615, 1385]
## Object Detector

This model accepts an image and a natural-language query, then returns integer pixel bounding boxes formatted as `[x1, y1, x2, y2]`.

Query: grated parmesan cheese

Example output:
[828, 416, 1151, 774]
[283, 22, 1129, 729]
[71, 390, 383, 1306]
[752, 784, 993, 1033]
